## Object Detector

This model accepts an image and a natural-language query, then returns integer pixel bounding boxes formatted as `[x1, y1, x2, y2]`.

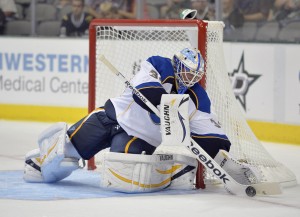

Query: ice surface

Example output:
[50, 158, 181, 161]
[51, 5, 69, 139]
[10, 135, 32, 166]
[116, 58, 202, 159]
[0, 120, 299, 217]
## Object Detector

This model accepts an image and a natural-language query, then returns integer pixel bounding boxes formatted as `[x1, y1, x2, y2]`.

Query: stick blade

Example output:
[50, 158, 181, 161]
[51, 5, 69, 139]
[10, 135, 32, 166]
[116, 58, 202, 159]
[252, 182, 282, 196]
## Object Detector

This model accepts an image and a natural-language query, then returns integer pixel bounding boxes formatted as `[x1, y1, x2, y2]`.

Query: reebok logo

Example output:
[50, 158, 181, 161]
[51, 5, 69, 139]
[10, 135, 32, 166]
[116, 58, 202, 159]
[189, 142, 230, 184]
[125, 81, 147, 103]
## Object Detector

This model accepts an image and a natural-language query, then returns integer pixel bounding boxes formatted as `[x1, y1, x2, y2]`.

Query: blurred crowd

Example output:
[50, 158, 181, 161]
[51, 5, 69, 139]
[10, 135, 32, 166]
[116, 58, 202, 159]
[0, 0, 300, 42]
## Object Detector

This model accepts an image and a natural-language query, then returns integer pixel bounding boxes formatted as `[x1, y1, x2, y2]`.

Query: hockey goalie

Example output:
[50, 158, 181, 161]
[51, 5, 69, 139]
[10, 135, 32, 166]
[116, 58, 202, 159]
[23, 47, 261, 193]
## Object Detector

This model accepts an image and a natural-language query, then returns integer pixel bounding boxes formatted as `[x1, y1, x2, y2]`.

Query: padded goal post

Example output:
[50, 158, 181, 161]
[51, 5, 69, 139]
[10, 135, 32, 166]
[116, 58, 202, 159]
[88, 19, 297, 189]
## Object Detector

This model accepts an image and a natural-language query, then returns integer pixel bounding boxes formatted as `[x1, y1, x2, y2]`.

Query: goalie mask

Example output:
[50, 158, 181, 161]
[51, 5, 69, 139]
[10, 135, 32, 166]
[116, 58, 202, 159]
[173, 48, 205, 93]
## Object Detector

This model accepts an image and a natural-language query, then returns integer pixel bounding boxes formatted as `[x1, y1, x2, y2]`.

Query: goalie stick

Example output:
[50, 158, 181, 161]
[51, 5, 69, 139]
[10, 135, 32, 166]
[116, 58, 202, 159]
[99, 55, 281, 197]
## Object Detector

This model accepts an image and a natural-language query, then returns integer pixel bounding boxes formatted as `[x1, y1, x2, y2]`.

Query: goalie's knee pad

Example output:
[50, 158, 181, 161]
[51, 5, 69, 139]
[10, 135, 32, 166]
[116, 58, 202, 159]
[24, 148, 79, 183]
[39, 122, 80, 182]
[24, 149, 43, 182]
[214, 150, 262, 185]
[99, 152, 198, 193]
[41, 154, 79, 183]
[24, 122, 80, 183]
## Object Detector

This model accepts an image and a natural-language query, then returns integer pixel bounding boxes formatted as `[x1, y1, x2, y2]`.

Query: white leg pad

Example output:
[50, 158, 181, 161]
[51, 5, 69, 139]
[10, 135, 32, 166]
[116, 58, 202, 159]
[24, 148, 79, 183]
[37, 122, 79, 182]
[24, 149, 43, 182]
[99, 152, 197, 193]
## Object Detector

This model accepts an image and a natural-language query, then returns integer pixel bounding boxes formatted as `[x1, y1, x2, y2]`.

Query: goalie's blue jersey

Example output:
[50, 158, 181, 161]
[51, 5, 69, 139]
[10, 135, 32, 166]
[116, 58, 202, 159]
[110, 56, 229, 148]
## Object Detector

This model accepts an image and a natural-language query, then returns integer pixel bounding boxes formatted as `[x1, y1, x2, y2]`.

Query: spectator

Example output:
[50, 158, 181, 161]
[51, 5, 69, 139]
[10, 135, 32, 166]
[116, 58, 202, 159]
[97, 1, 123, 19]
[223, 0, 244, 28]
[116, 0, 137, 19]
[54, 0, 71, 9]
[268, 0, 300, 22]
[190, 0, 210, 20]
[235, 0, 273, 22]
[161, 0, 191, 19]
[85, 0, 101, 8]
[54, 0, 71, 20]
[0, 7, 5, 35]
[85, 0, 138, 19]
[60, 0, 94, 37]
[206, 2, 216, 20]
[0, 0, 18, 21]
[84, 0, 104, 18]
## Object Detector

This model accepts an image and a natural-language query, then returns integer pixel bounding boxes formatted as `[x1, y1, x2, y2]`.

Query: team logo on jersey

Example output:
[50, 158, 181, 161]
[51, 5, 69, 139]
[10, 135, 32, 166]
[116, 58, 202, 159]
[229, 52, 261, 111]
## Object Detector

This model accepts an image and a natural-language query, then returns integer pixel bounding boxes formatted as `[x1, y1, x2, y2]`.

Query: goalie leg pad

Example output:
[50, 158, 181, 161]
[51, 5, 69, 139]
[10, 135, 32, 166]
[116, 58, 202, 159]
[34, 122, 79, 182]
[24, 148, 79, 183]
[100, 152, 197, 193]
[214, 149, 262, 185]
[41, 155, 79, 183]
[24, 149, 43, 182]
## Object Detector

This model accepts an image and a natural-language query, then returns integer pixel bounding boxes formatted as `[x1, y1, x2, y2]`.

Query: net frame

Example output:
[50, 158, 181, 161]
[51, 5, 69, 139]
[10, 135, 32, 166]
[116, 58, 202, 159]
[88, 19, 297, 189]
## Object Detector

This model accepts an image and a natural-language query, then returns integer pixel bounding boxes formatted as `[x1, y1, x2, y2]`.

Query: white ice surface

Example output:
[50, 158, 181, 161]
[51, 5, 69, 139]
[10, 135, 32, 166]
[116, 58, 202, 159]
[0, 120, 299, 217]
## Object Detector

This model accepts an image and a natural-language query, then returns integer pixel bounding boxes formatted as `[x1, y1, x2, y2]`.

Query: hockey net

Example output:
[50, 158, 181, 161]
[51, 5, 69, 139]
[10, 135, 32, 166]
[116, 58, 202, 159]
[88, 19, 296, 189]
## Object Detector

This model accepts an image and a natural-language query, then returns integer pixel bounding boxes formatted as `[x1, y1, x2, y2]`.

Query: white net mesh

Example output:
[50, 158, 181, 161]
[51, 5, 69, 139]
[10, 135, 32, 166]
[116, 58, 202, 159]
[95, 26, 196, 107]
[90, 20, 296, 186]
[204, 22, 296, 185]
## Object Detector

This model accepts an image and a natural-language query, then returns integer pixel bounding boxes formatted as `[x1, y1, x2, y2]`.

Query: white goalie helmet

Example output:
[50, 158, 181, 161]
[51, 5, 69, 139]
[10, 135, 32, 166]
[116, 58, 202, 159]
[173, 48, 205, 93]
